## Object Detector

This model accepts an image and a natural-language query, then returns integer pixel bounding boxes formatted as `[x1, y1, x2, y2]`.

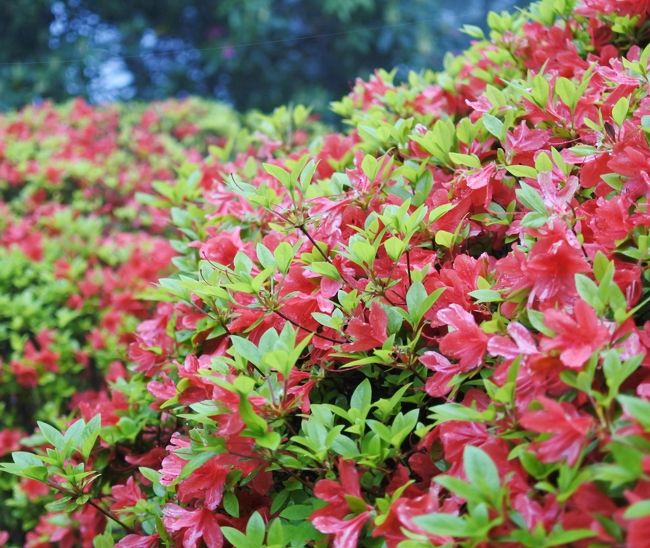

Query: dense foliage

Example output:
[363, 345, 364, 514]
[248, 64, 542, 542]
[1, 0, 521, 113]
[0, 98, 321, 544]
[2, 0, 650, 546]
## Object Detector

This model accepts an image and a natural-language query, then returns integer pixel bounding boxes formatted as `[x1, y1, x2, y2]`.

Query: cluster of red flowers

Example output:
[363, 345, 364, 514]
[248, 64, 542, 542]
[2, 1, 650, 547]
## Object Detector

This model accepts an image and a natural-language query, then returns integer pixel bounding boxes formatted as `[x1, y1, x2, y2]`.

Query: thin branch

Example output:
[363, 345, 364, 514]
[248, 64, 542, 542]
[297, 224, 331, 264]
[46, 480, 136, 534]
[405, 248, 413, 287]
[271, 308, 345, 344]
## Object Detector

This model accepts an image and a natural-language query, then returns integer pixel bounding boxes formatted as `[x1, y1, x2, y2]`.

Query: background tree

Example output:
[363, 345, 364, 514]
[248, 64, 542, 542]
[1, 0, 521, 114]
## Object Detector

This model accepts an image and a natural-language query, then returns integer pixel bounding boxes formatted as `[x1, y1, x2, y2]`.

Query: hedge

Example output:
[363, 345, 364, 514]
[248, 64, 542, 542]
[2, 1, 650, 547]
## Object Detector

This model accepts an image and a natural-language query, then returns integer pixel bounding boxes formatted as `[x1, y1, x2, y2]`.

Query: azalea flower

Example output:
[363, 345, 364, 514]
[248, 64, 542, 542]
[436, 304, 488, 371]
[310, 459, 372, 547]
[520, 397, 595, 465]
[541, 299, 610, 369]
[162, 504, 224, 548]
[341, 301, 388, 352]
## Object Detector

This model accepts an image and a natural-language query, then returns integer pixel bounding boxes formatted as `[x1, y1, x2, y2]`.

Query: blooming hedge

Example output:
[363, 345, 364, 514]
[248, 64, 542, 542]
[2, 0, 650, 547]
[0, 98, 319, 544]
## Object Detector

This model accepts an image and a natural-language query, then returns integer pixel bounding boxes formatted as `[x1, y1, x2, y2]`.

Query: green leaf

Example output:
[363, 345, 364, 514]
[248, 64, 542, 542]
[612, 96, 629, 126]
[308, 261, 340, 280]
[256, 431, 281, 450]
[274, 241, 295, 273]
[482, 113, 505, 140]
[428, 203, 454, 223]
[449, 152, 481, 168]
[138, 467, 161, 485]
[280, 504, 313, 520]
[221, 527, 249, 548]
[62, 419, 86, 456]
[527, 309, 554, 337]
[469, 289, 502, 303]
[574, 275, 601, 311]
[506, 165, 538, 178]
[406, 281, 427, 324]
[430, 402, 494, 424]
[350, 379, 372, 416]
[624, 500, 650, 519]
[413, 513, 469, 537]
[618, 396, 650, 429]
[267, 518, 285, 546]
[223, 491, 240, 518]
[435, 230, 454, 248]
[516, 182, 547, 214]
[263, 163, 290, 187]
[239, 396, 268, 434]
[435, 475, 478, 502]
[464, 445, 500, 500]
[555, 77, 577, 110]
[230, 336, 261, 367]
[246, 511, 266, 546]
[521, 211, 549, 228]
[79, 415, 102, 459]
[384, 236, 405, 261]
[37, 421, 64, 450]
[461, 24, 485, 39]
[544, 528, 595, 546]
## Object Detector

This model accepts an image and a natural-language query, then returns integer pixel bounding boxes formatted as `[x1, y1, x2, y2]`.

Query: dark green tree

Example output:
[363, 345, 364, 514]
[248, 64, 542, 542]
[1, 0, 522, 113]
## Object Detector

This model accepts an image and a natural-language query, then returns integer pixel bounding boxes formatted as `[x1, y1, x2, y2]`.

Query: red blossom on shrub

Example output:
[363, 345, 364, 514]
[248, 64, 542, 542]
[162, 504, 224, 548]
[520, 397, 595, 465]
[311, 459, 372, 548]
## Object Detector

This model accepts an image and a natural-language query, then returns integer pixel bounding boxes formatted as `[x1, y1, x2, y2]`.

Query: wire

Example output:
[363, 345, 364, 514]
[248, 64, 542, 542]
[0, 15, 443, 68]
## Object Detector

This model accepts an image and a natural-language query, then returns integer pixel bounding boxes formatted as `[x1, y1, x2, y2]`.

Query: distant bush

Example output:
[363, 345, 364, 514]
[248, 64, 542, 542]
[2, 1, 650, 547]
[0, 98, 321, 542]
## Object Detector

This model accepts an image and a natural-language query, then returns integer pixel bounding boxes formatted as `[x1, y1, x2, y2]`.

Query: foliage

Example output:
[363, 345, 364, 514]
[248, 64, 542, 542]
[0, 0, 522, 113]
[0, 97, 321, 543]
[3, 0, 650, 547]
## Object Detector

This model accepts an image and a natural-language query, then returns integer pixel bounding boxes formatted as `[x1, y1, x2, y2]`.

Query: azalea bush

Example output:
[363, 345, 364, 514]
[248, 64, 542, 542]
[0, 98, 320, 543]
[3, 0, 650, 546]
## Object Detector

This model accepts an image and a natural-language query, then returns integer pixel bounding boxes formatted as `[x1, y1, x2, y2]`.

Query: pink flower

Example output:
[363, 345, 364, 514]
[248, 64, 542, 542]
[341, 302, 388, 352]
[436, 304, 488, 371]
[311, 459, 372, 548]
[520, 397, 595, 465]
[541, 300, 610, 369]
[162, 505, 223, 548]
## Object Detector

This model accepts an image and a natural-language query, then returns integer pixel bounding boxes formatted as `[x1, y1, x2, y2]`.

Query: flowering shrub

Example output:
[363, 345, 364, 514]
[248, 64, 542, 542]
[3, 0, 650, 547]
[0, 98, 319, 543]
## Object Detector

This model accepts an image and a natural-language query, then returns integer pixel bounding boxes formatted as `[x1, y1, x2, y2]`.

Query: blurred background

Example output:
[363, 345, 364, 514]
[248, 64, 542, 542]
[2, 0, 523, 115]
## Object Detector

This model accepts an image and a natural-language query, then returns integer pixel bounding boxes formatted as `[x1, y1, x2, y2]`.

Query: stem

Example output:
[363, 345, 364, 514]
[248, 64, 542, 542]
[87, 499, 136, 535]
[46, 481, 136, 534]
[272, 308, 345, 344]
[405, 247, 413, 287]
[297, 223, 359, 290]
[297, 224, 331, 265]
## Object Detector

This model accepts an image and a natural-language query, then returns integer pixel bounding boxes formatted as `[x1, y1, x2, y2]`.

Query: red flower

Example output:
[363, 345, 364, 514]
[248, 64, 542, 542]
[541, 300, 610, 369]
[162, 504, 223, 548]
[436, 304, 488, 371]
[311, 459, 372, 548]
[0, 429, 23, 457]
[111, 477, 143, 511]
[19, 478, 50, 501]
[341, 302, 388, 352]
[116, 534, 160, 548]
[520, 397, 595, 465]
[524, 224, 590, 304]
[420, 351, 459, 397]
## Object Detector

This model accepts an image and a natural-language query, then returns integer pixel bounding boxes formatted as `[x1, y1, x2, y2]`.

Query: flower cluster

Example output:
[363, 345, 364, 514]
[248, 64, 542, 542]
[3, 1, 650, 547]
